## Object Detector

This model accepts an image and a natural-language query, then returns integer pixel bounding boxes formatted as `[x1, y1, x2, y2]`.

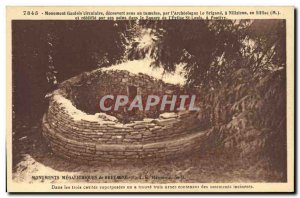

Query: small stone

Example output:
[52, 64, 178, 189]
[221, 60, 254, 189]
[159, 112, 178, 119]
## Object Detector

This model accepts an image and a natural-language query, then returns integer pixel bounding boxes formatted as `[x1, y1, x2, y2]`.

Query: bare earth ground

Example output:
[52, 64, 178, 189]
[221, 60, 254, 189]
[12, 114, 285, 184]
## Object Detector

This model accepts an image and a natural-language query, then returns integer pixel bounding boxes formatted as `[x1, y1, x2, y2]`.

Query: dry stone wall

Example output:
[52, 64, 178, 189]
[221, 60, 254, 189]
[64, 69, 184, 116]
[42, 69, 208, 164]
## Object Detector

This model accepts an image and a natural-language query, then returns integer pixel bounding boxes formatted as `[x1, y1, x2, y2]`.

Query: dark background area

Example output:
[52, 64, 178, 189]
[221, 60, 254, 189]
[12, 20, 133, 120]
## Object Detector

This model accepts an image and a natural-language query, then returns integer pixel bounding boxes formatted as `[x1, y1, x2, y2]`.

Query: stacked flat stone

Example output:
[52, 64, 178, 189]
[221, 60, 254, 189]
[42, 69, 208, 164]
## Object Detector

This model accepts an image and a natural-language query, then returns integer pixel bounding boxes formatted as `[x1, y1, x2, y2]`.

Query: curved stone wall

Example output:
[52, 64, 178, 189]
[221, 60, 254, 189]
[42, 68, 207, 164]
[64, 69, 186, 117]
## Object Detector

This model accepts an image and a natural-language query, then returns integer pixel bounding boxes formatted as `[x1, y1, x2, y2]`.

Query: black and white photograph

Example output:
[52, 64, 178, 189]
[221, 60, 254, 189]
[6, 6, 295, 193]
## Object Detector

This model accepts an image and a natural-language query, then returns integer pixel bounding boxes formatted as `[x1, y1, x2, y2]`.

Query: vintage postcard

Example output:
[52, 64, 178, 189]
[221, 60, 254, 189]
[6, 6, 294, 192]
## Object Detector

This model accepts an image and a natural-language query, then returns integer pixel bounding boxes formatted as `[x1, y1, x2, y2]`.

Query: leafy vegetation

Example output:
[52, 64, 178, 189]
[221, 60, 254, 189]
[128, 20, 287, 174]
[12, 20, 287, 178]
